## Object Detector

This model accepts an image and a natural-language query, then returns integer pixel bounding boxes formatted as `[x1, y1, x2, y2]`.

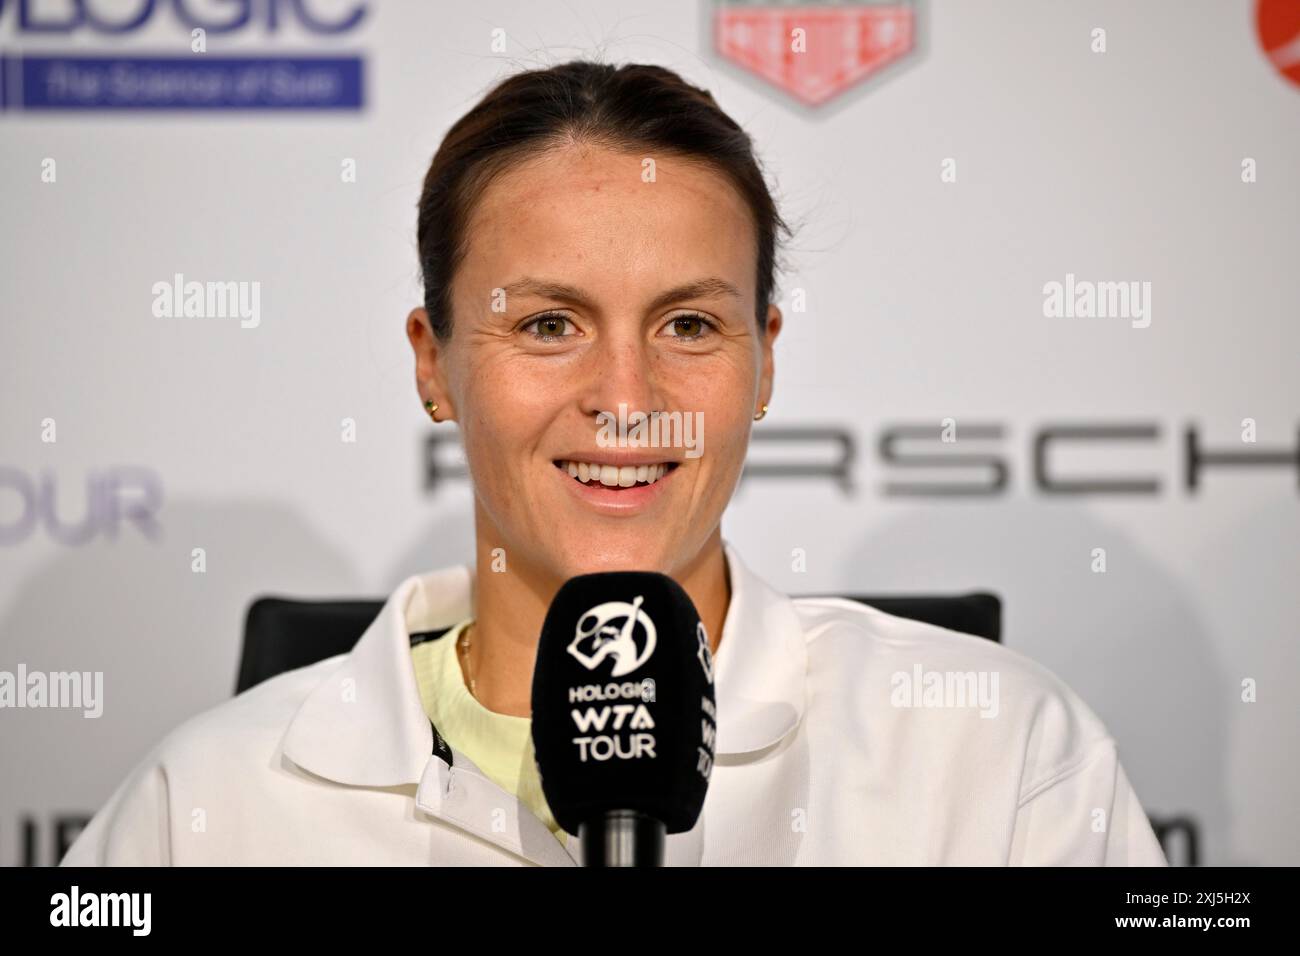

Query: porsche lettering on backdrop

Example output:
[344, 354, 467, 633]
[421, 425, 1300, 498]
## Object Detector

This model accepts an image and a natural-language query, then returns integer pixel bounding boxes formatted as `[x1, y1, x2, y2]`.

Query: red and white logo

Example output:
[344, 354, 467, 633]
[712, 0, 917, 107]
[1257, 0, 1300, 90]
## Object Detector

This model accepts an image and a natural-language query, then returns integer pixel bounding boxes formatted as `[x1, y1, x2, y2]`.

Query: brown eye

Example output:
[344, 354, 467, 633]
[667, 314, 713, 339]
[523, 314, 574, 340]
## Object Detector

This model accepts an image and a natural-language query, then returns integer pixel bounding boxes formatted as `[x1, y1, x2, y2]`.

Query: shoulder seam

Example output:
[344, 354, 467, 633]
[791, 596, 881, 646]
[1017, 736, 1116, 807]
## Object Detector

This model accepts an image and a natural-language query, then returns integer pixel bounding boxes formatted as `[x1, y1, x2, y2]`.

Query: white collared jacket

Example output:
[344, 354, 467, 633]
[61, 542, 1167, 866]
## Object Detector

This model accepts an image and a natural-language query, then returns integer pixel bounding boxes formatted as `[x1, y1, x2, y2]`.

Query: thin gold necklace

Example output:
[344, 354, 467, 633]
[457, 620, 479, 701]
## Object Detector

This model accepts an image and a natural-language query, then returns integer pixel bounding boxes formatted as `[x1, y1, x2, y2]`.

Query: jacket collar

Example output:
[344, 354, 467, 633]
[281, 540, 808, 862]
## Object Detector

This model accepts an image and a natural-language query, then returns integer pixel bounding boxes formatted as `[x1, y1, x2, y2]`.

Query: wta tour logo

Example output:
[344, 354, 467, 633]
[696, 621, 714, 682]
[567, 595, 658, 678]
[712, 0, 916, 107]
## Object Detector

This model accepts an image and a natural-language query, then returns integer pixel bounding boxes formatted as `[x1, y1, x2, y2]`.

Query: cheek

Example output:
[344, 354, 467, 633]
[707, 411, 752, 473]
[464, 349, 567, 422]
[672, 361, 756, 462]
[454, 365, 544, 482]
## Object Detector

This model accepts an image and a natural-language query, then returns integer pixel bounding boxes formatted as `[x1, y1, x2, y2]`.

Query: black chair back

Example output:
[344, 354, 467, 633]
[238, 592, 1001, 695]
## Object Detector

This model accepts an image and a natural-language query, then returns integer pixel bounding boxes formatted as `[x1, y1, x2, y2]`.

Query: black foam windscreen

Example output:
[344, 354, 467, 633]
[531, 571, 718, 836]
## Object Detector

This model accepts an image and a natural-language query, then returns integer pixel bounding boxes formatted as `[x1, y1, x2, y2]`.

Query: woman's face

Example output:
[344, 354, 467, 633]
[409, 143, 780, 581]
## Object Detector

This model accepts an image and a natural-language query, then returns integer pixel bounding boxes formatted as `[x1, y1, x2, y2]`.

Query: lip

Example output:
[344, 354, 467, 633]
[553, 458, 679, 515]
[551, 451, 681, 468]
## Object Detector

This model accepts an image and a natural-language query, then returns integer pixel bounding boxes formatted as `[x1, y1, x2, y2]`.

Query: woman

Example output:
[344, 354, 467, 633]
[63, 61, 1166, 866]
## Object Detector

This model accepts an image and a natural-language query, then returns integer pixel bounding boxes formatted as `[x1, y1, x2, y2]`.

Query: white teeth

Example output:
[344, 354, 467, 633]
[558, 460, 673, 486]
[556, 457, 676, 481]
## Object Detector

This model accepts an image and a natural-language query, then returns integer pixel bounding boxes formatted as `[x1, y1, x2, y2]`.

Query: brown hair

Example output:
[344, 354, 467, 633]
[416, 60, 791, 341]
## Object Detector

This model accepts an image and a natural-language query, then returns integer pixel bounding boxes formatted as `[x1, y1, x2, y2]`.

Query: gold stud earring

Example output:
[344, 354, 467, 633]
[754, 404, 768, 421]
[424, 399, 440, 422]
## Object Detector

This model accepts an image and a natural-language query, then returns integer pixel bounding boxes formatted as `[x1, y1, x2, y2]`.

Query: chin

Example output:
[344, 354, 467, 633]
[548, 536, 676, 578]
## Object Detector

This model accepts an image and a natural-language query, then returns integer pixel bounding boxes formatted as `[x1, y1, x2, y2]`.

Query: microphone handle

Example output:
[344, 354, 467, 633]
[578, 810, 666, 867]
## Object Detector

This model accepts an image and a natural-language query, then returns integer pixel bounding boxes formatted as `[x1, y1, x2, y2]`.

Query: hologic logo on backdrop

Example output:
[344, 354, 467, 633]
[0, 0, 367, 112]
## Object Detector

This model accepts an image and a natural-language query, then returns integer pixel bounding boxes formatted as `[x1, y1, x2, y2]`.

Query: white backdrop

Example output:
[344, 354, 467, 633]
[1, 0, 1297, 866]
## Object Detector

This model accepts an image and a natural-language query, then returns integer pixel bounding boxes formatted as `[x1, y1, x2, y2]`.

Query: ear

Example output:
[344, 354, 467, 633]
[406, 307, 457, 422]
[756, 302, 782, 413]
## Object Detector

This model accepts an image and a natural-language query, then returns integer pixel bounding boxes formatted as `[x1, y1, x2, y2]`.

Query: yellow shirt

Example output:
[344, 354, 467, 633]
[410, 617, 567, 847]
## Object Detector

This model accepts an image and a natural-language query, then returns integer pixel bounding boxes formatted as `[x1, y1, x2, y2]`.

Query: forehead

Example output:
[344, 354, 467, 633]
[458, 143, 757, 302]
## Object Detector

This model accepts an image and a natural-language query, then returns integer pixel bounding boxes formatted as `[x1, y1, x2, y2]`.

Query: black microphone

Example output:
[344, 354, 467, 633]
[531, 571, 718, 866]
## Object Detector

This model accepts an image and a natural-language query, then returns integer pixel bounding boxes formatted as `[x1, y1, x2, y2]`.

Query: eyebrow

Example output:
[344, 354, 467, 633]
[500, 276, 743, 314]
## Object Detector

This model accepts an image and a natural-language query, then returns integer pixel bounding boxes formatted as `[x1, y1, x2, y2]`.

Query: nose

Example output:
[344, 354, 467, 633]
[577, 330, 665, 425]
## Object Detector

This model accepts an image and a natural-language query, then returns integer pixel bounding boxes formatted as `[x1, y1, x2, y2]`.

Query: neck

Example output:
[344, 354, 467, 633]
[465, 510, 731, 718]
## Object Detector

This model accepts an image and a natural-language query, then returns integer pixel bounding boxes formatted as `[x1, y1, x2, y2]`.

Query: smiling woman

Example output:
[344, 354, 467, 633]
[404, 61, 789, 724]
[61, 59, 1169, 868]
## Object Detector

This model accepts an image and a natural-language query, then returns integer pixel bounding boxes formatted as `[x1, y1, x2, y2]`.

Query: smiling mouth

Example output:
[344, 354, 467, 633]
[554, 459, 680, 489]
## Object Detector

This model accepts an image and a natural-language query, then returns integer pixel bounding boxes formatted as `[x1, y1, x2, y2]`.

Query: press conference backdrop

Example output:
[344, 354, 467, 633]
[1, 0, 1297, 866]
